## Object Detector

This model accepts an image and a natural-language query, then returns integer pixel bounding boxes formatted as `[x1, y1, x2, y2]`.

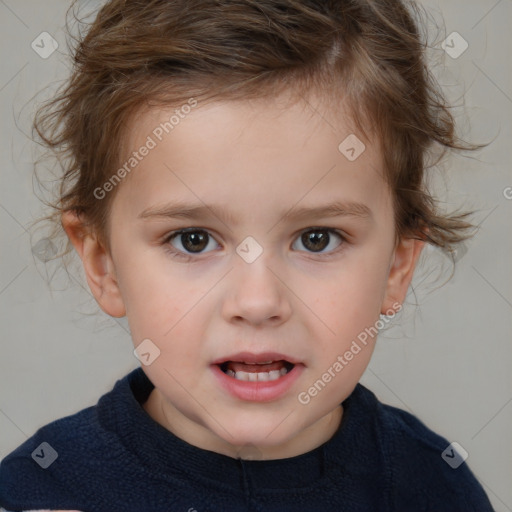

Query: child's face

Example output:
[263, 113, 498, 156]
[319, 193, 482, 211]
[69, 91, 423, 458]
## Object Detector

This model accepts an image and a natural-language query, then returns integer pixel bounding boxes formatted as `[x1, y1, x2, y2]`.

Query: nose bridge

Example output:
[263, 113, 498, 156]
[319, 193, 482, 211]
[234, 235, 281, 295]
[222, 235, 292, 324]
[236, 231, 288, 283]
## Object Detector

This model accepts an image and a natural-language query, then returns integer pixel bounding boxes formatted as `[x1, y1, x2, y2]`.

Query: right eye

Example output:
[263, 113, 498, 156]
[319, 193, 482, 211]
[163, 228, 220, 259]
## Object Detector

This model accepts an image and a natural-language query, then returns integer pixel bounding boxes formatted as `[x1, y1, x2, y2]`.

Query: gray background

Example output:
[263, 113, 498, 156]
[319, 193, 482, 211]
[0, 0, 511, 510]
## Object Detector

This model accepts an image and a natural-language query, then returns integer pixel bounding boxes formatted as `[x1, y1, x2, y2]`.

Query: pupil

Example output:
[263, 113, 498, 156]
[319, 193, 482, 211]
[303, 231, 328, 252]
[183, 231, 208, 252]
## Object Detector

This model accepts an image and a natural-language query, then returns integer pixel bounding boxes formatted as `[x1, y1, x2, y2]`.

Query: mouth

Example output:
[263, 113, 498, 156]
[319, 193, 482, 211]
[218, 360, 296, 382]
[210, 351, 303, 401]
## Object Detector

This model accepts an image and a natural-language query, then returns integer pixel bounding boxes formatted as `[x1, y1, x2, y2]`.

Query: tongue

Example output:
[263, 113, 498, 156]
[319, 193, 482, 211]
[225, 360, 287, 373]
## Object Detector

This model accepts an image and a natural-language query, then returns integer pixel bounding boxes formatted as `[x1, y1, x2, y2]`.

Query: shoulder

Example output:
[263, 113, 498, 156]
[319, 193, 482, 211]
[0, 370, 144, 509]
[357, 385, 494, 510]
[0, 399, 113, 470]
[0, 405, 108, 507]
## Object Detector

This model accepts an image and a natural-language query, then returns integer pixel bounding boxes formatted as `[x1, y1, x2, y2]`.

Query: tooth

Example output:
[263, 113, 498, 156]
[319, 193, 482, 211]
[268, 370, 281, 381]
[232, 369, 288, 382]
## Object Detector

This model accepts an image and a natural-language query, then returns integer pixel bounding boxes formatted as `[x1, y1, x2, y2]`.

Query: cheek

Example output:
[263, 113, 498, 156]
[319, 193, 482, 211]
[117, 263, 212, 367]
[305, 257, 391, 376]
[318, 260, 389, 328]
[114, 255, 180, 343]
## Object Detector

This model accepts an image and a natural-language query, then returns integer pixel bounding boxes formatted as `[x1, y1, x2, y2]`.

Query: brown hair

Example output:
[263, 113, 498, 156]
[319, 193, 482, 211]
[34, 0, 482, 263]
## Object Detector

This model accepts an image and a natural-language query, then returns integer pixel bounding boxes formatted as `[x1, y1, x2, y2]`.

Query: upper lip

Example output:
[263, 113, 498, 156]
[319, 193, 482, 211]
[211, 351, 301, 365]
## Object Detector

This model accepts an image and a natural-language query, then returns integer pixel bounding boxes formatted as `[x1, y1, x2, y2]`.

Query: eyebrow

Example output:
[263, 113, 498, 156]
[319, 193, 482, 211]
[138, 200, 373, 225]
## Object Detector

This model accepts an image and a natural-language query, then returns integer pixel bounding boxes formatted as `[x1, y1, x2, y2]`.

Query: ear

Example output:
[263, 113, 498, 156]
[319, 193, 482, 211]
[61, 211, 126, 318]
[381, 236, 425, 314]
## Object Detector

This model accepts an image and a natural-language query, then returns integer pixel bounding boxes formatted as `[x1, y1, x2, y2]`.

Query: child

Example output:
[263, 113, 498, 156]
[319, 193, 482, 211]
[0, 0, 495, 510]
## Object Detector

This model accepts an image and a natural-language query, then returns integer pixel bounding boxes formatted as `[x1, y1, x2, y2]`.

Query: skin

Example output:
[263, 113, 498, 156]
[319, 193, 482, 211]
[63, 91, 424, 461]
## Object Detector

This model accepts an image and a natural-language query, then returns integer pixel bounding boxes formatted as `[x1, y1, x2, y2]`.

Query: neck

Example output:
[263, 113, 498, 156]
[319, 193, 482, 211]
[143, 388, 343, 460]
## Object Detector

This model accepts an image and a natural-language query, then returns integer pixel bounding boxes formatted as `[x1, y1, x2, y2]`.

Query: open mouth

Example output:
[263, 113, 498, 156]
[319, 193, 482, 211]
[218, 360, 295, 382]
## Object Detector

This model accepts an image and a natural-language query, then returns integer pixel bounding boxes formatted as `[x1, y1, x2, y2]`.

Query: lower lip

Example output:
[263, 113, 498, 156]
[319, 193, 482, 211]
[210, 364, 304, 402]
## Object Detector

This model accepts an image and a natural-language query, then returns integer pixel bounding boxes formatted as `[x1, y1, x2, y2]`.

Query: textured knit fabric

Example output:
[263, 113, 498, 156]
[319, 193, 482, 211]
[0, 368, 494, 512]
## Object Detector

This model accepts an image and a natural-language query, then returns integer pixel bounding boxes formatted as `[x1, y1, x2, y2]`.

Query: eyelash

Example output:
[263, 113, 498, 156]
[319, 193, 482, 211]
[161, 227, 348, 261]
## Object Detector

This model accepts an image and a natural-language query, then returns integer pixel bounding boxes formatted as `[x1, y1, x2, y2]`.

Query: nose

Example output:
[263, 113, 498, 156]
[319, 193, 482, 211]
[220, 250, 292, 327]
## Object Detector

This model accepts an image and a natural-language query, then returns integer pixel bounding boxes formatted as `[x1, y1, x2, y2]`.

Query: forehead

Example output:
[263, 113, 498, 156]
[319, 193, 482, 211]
[113, 92, 389, 225]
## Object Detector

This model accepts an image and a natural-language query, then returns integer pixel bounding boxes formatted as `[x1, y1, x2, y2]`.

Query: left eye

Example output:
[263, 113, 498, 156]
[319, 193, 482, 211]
[291, 228, 344, 254]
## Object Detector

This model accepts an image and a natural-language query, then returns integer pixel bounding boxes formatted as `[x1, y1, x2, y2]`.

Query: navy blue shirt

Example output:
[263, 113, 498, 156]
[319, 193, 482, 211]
[0, 368, 494, 511]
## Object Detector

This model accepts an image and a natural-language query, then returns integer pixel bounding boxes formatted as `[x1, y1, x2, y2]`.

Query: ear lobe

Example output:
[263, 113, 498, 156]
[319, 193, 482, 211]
[61, 211, 126, 318]
[381, 236, 425, 314]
